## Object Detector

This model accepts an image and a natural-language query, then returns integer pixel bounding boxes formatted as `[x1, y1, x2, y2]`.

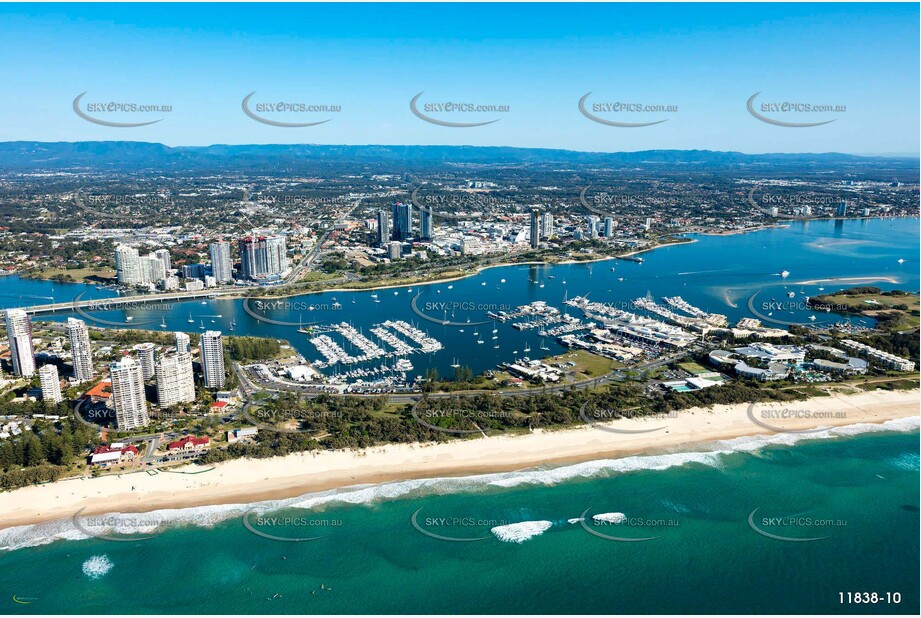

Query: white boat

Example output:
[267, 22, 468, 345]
[500, 279, 506, 283]
[125, 316, 133, 322]
[523, 344, 531, 353]
[450, 357, 460, 368]
[447, 285, 453, 289]
[187, 313, 194, 324]
[780, 270, 790, 278]
[477, 339, 484, 344]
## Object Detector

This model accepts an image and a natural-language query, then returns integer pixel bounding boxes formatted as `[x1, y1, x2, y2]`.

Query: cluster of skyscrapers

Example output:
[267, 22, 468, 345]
[376, 202, 434, 248]
[2, 307, 225, 430]
[238, 236, 288, 282]
[3, 311, 93, 404]
[109, 330, 225, 430]
[114, 235, 287, 289]
[114, 246, 172, 287]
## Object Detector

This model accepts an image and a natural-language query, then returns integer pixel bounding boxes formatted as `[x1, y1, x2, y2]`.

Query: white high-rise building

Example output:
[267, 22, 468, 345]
[136, 343, 156, 380]
[140, 254, 166, 285]
[115, 245, 142, 286]
[541, 213, 554, 239]
[175, 332, 191, 354]
[66, 317, 93, 382]
[200, 331, 226, 389]
[38, 364, 62, 404]
[209, 241, 233, 283]
[153, 248, 172, 273]
[109, 357, 149, 430]
[588, 216, 600, 239]
[239, 236, 288, 281]
[4, 309, 35, 377]
[155, 351, 196, 407]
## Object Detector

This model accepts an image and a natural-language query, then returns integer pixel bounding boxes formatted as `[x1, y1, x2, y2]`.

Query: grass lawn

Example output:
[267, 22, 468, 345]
[678, 361, 710, 375]
[543, 349, 617, 377]
[813, 292, 920, 330]
[28, 266, 116, 282]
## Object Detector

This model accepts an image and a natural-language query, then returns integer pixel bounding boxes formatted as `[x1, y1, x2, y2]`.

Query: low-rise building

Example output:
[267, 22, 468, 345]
[227, 427, 259, 444]
[812, 357, 868, 375]
[839, 340, 915, 371]
[89, 443, 140, 466]
[167, 436, 210, 452]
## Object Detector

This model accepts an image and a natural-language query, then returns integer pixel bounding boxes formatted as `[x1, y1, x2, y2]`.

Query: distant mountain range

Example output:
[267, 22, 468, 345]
[0, 141, 915, 171]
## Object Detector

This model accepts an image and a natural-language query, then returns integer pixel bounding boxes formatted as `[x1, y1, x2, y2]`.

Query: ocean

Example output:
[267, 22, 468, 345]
[0, 217, 918, 613]
[1, 419, 918, 614]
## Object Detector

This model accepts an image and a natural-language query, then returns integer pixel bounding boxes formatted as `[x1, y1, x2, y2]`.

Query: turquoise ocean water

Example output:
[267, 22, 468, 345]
[0, 217, 918, 613]
[0, 421, 918, 614]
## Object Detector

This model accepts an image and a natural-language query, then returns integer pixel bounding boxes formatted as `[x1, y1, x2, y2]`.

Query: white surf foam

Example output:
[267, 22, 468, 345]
[82, 554, 113, 579]
[592, 512, 625, 524]
[491, 520, 552, 543]
[3, 414, 917, 551]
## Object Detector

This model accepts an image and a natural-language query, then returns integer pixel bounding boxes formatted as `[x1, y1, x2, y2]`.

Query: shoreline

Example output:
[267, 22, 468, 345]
[0, 389, 916, 531]
[247, 237, 696, 299]
[14, 238, 694, 305]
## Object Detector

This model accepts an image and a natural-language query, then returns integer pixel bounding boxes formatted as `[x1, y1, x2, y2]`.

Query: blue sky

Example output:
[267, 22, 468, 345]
[0, 2, 917, 154]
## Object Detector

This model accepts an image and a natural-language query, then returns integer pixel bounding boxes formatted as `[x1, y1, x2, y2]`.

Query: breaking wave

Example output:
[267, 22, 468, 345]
[1, 415, 916, 551]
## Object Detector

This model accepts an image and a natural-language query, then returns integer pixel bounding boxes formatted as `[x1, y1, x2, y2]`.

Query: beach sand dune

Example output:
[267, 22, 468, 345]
[0, 389, 917, 530]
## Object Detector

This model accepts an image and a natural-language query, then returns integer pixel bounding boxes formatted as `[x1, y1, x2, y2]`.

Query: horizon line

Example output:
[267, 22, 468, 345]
[2, 140, 919, 159]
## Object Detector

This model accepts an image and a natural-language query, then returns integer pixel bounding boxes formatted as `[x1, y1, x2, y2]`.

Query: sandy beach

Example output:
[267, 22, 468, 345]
[0, 388, 917, 529]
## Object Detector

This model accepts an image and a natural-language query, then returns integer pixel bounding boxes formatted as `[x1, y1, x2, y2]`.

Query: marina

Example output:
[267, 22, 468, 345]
[4, 218, 917, 385]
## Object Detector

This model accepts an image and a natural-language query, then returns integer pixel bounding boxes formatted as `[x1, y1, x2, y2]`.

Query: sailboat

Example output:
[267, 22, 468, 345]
[199, 320, 205, 330]
[229, 320, 235, 332]
[159, 317, 167, 328]
[523, 343, 531, 353]
[539, 338, 549, 351]
[450, 357, 460, 368]
[187, 312, 194, 323]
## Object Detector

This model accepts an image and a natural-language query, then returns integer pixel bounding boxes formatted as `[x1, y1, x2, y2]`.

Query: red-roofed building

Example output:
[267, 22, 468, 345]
[210, 400, 228, 411]
[167, 436, 210, 452]
[89, 443, 140, 466]
[84, 380, 112, 401]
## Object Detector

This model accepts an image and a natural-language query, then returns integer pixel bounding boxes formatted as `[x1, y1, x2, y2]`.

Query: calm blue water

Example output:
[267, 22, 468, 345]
[9, 217, 917, 379]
